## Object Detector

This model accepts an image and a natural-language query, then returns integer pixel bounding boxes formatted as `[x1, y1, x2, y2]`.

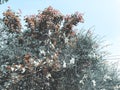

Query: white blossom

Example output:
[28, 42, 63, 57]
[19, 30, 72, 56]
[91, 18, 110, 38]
[34, 61, 39, 67]
[48, 30, 52, 36]
[114, 85, 120, 89]
[41, 50, 46, 55]
[92, 80, 96, 86]
[83, 74, 87, 79]
[51, 43, 55, 49]
[49, 41, 55, 49]
[21, 67, 26, 73]
[103, 75, 112, 81]
[70, 58, 75, 64]
[11, 67, 15, 72]
[29, 58, 34, 64]
[15, 65, 21, 69]
[79, 80, 84, 85]
[46, 73, 52, 79]
[63, 61, 66, 68]
[65, 37, 69, 43]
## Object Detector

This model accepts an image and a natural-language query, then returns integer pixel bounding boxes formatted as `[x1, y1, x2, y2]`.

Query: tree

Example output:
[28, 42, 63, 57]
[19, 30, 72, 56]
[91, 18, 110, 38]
[0, 6, 120, 90]
[0, 6, 83, 90]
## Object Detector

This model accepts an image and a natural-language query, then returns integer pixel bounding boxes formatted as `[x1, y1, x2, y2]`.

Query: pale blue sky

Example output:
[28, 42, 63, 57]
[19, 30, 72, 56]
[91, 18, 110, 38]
[0, 0, 120, 56]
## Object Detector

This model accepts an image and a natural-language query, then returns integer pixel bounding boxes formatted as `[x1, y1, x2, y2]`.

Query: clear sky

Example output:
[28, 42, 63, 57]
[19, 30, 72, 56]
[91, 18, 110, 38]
[0, 0, 120, 58]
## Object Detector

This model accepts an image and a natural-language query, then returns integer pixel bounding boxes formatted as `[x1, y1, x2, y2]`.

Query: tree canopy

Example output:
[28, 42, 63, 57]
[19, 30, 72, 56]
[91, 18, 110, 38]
[0, 6, 120, 90]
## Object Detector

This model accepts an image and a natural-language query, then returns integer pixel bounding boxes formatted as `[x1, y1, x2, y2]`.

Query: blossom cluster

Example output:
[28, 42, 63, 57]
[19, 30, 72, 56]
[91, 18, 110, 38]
[24, 6, 63, 33]
[3, 8, 21, 33]
[63, 12, 84, 32]
[0, 52, 61, 89]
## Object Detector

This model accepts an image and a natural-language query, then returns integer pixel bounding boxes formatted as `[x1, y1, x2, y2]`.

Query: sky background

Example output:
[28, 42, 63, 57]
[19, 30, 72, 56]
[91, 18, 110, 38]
[0, 0, 120, 60]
